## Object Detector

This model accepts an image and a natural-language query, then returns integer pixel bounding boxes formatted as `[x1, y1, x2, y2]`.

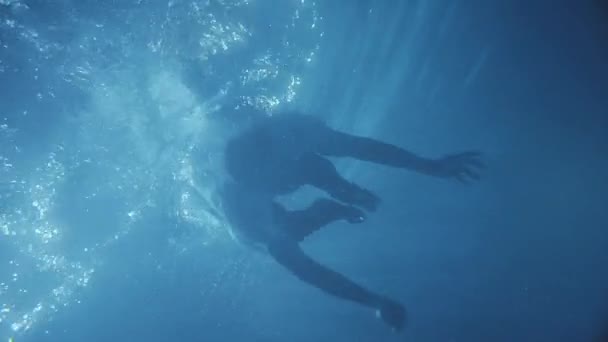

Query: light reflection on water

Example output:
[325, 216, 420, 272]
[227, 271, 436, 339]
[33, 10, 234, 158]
[0, 0, 322, 339]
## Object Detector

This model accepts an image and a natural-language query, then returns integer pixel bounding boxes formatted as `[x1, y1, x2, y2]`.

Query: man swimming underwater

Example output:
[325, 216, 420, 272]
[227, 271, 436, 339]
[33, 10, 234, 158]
[220, 111, 482, 331]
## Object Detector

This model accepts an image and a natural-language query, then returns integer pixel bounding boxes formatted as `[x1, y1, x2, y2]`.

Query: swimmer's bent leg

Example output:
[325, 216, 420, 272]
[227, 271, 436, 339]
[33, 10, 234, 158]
[273, 199, 365, 242]
[296, 153, 381, 212]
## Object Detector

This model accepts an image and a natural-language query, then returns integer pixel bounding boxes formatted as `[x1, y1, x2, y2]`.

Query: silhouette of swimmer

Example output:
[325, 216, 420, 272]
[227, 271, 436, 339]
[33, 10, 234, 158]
[221, 111, 482, 331]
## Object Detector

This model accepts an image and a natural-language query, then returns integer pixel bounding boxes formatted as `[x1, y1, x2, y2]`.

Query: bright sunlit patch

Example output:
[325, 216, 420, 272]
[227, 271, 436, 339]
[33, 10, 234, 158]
[1, 0, 323, 339]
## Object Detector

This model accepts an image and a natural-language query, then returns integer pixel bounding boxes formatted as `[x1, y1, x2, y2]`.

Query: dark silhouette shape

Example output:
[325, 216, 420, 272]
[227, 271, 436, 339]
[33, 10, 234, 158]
[221, 112, 482, 331]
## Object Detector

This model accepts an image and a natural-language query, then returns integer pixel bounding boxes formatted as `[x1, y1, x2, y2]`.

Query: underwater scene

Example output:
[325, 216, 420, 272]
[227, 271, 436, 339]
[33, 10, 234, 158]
[1, 1, 607, 341]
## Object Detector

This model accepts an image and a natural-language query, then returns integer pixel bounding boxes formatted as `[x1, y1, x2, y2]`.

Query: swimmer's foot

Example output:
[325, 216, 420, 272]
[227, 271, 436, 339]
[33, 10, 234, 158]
[375, 297, 407, 332]
[341, 204, 366, 224]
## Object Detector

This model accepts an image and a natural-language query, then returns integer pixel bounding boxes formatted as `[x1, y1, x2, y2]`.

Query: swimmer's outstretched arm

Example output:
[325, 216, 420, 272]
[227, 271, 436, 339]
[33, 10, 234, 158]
[267, 237, 406, 330]
[319, 129, 484, 183]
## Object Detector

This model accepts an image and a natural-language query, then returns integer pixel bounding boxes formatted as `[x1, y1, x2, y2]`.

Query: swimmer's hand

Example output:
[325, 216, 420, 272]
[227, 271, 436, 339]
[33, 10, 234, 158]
[429, 151, 483, 183]
[375, 296, 407, 332]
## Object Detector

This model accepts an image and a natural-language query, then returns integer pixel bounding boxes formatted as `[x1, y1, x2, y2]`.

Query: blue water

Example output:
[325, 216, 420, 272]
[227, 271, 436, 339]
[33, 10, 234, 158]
[1, 1, 607, 341]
